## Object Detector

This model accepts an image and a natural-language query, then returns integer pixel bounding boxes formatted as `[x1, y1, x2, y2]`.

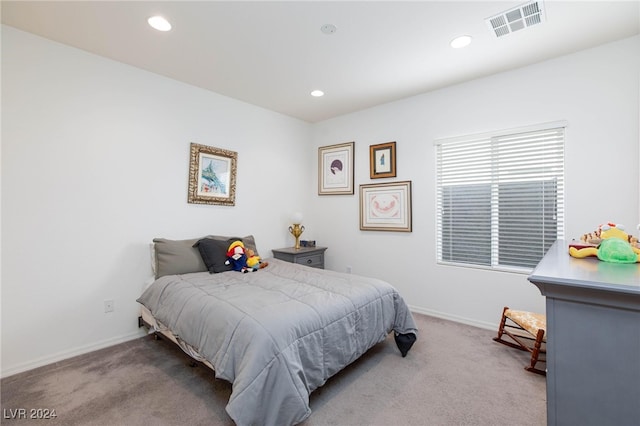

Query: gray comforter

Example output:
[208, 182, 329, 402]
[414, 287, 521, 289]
[137, 258, 417, 426]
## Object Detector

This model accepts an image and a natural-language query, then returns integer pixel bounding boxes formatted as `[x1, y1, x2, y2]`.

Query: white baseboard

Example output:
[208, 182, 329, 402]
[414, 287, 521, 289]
[1, 329, 146, 379]
[409, 305, 496, 331]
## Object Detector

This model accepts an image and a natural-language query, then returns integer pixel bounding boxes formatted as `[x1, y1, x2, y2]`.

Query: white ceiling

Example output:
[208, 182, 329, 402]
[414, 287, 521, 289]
[2, 1, 639, 123]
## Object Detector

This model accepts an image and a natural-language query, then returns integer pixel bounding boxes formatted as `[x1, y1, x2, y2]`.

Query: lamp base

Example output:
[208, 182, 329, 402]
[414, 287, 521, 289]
[288, 223, 305, 250]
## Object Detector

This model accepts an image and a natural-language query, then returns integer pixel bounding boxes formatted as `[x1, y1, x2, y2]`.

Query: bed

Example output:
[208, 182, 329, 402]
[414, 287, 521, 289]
[137, 235, 418, 426]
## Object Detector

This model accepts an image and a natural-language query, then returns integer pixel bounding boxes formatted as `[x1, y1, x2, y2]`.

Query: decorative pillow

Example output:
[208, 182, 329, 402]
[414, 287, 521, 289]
[240, 235, 258, 256]
[194, 238, 234, 273]
[152, 235, 259, 278]
[209, 235, 259, 256]
[153, 237, 208, 278]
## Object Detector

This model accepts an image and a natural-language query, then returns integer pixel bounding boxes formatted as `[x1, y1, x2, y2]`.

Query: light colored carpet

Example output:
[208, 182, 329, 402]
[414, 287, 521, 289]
[1, 314, 545, 425]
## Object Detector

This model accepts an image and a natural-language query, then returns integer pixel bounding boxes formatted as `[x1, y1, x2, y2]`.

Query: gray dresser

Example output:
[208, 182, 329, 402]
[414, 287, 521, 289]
[271, 246, 327, 269]
[528, 240, 640, 426]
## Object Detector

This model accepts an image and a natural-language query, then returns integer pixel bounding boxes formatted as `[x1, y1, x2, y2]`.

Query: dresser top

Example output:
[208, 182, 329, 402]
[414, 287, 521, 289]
[529, 240, 640, 295]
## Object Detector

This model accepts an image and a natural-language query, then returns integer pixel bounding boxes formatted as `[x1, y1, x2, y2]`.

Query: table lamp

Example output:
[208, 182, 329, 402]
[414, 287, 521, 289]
[288, 212, 305, 250]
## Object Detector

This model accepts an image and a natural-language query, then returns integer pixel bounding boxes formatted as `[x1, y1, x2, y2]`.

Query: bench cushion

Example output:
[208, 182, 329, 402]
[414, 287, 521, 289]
[505, 309, 546, 341]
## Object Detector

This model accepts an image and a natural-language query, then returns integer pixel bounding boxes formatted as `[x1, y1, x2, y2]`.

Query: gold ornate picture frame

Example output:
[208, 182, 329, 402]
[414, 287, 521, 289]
[359, 180, 412, 232]
[369, 141, 396, 179]
[188, 143, 237, 206]
[318, 142, 354, 195]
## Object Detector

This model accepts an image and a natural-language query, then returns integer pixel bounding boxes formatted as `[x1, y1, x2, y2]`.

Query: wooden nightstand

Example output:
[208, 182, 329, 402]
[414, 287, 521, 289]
[271, 246, 327, 269]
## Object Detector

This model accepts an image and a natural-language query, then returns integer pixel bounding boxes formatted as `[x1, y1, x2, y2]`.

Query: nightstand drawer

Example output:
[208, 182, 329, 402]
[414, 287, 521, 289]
[294, 253, 323, 268]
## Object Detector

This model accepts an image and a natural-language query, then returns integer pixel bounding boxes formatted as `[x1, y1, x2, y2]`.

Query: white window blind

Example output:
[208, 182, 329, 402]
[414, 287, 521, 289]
[435, 123, 565, 271]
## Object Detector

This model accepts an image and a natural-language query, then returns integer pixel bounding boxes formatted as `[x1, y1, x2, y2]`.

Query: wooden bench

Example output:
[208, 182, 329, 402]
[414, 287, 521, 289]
[493, 306, 546, 375]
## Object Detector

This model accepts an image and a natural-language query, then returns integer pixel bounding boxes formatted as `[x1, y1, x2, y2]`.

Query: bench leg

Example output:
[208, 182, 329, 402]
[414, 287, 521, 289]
[494, 306, 509, 340]
[525, 328, 546, 375]
[493, 307, 529, 351]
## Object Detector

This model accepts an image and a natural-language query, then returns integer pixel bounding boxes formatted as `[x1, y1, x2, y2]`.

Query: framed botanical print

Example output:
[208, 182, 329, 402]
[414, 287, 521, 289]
[188, 143, 237, 206]
[369, 141, 396, 179]
[318, 142, 354, 195]
[359, 180, 412, 232]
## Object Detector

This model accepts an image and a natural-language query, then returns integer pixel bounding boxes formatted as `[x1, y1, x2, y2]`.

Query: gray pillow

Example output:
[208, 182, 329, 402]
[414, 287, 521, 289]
[153, 237, 207, 278]
[235, 235, 258, 256]
[208, 234, 258, 256]
[152, 235, 259, 278]
[194, 238, 234, 273]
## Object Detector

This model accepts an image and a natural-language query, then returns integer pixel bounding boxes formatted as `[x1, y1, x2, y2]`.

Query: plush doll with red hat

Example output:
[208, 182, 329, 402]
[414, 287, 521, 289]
[225, 240, 251, 273]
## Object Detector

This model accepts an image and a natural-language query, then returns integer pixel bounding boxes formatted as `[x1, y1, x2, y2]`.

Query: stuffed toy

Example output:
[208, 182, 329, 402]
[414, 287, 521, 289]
[569, 223, 640, 263]
[225, 240, 268, 272]
[225, 240, 251, 273]
[246, 248, 268, 271]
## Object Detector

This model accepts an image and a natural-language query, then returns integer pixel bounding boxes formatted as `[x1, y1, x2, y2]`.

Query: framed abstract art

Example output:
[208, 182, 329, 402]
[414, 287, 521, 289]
[369, 141, 396, 179]
[359, 180, 412, 232]
[318, 142, 354, 195]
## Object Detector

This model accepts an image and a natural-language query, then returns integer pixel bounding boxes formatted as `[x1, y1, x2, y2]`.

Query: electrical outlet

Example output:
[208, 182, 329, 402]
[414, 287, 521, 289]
[104, 299, 115, 313]
[346, 265, 352, 274]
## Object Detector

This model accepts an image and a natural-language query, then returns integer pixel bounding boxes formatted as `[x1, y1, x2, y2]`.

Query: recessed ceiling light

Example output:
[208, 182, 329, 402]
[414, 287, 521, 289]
[148, 16, 172, 32]
[311, 90, 325, 97]
[450, 35, 472, 49]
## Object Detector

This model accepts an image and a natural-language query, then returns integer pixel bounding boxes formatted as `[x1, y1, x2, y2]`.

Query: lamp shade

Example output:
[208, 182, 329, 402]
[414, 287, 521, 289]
[291, 212, 303, 224]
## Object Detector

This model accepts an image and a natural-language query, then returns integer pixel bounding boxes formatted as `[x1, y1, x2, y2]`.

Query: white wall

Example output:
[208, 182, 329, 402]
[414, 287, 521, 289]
[1, 26, 311, 376]
[311, 35, 640, 328]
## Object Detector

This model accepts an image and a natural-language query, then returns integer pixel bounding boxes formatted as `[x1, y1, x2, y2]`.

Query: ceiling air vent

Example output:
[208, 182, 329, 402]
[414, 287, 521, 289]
[486, 0, 545, 38]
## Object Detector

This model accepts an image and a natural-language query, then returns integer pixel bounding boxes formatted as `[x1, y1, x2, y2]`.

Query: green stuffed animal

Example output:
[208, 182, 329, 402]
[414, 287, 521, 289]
[569, 223, 640, 263]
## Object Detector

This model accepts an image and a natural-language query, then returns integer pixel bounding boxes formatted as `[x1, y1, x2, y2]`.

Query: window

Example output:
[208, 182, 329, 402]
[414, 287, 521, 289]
[435, 123, 565, 271]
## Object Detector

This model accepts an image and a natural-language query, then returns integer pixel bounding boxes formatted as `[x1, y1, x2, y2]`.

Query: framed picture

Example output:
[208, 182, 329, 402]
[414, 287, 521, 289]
[369, 141, 396, 179]
[318, 142, 354, 195]
[359, 180, 412, 232]
[188, 143, 237, 206]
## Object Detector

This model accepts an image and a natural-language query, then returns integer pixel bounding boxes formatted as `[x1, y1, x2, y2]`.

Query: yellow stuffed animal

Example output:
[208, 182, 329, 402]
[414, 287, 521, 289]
[569, 223, 640, 263]
[246, 248, 268, 271]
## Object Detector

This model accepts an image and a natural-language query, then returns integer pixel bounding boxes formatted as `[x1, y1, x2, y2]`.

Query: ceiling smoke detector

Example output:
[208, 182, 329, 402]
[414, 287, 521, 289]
[486, 0, 545, 38]
[321, 24, 337, 35]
